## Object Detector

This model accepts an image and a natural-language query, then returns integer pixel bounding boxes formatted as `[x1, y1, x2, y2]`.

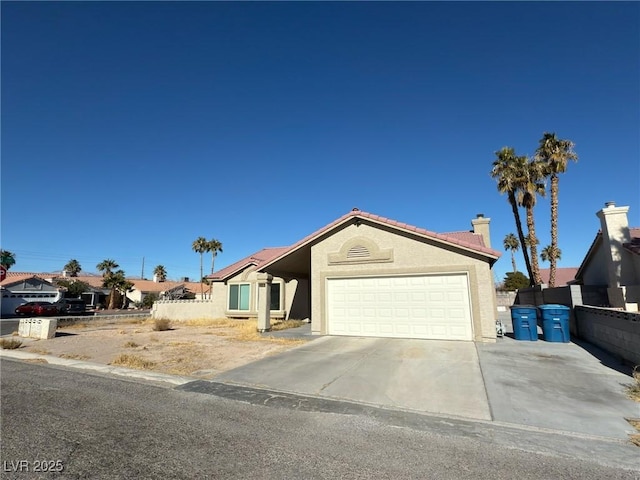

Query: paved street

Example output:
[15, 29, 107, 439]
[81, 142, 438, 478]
[2, 359, 639, 479]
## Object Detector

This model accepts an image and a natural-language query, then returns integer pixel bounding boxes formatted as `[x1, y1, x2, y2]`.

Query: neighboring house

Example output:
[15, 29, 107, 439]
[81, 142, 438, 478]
[127, 278, 210, 305]
[573, 202, 640, 310]
[539, 268, 579, 287]
[207, 209, 501, 342]
[50, 274, 110, 308]
[0, 273, 63, 316]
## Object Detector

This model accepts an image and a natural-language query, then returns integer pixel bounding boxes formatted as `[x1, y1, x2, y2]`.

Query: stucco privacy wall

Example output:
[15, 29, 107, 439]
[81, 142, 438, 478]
[310, 222, 497, 342]
[152, 299, 223, 320]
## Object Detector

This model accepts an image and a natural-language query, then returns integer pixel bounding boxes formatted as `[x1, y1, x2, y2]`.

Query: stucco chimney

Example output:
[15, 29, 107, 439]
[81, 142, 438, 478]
[153, 274, 158, 283]
[596, 201, 632, 288]
[471, 214, 491, 248]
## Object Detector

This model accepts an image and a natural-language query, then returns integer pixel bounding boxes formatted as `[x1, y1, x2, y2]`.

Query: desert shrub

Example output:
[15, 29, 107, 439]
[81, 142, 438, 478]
[124, 341, 139, 348]
[627, 366, 640, 402]
[0, 338, 22, 349]
[111, 354, 155, 370]
[142, 293, 159, 309]
[153, 318, 171, 331]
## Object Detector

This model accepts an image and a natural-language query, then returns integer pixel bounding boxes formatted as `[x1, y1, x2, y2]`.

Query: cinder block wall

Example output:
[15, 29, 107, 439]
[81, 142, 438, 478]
[575, 305, 640, 367]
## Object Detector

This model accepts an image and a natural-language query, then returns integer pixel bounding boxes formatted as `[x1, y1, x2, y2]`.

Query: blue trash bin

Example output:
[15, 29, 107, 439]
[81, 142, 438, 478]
[538, 304, 571, 343]
[509, 305, 538, 341]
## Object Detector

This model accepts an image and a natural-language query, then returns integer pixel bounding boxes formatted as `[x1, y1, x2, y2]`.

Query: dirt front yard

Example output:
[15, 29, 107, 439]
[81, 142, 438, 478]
[8, 317, 310, 379]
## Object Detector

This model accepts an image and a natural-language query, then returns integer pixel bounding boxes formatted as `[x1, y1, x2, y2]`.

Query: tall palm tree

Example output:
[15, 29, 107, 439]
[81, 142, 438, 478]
[208, 238, 223, 275]
[192, 237, 208, 297]
[535, 132, 578, 287]
[503, 233, 520, 273]
[490, 148, 533, 283]
[153, 265, 167, 282]
[96, 259, 118, 276]
[516, 158, 546, 285]
[0, 250, 16, 270]
[97, 259, 119, 309]
[541, 245, 562, 263]
[63, 259, 82, 277]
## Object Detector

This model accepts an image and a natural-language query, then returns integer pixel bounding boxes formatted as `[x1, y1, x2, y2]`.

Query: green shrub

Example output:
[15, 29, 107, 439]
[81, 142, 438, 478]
[142, 293, 159, 309]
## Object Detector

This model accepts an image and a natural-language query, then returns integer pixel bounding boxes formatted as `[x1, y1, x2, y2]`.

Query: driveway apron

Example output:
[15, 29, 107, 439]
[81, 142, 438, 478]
[214, 336, 492, 420]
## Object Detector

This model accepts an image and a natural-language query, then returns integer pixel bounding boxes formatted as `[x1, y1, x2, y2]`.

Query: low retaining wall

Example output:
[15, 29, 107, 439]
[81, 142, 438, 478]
[151, 299, 220, 321]
[575, 305, 640, 367]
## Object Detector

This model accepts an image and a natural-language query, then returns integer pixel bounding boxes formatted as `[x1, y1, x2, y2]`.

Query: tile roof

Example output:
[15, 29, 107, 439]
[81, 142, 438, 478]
[0, 273, 55, 287]
[129, 279, 210, 294]
[209, 247, 291, 280]
[440, 230, 486, 248]
[1, 272, 209, 295]
[538, 268, 579, 286]
[210, 209, 501, 280]
[623, 227, 640, 255]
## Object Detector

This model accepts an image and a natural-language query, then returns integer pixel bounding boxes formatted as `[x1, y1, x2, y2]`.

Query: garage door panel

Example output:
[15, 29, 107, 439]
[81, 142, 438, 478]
[327, 274, 472, 341]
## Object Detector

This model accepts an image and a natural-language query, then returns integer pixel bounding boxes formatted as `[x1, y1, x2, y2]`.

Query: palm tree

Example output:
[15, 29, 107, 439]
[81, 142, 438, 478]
[535, 132, 578, 288]
[541, 245, 562, 263]
[63, 259, 82, 277]
[208, 239, 223, 275]
[503, 233, 520, 273]
[192, 237, 208, 297]
[516, 158, 546, 285]
[0, 250, 16, 270]
[490, 148, 533, 283]
[97, 259, 120, 309]
[96, 259, 119, 276]
[113, 271, 135, 309]
[153, 265, 167, 282]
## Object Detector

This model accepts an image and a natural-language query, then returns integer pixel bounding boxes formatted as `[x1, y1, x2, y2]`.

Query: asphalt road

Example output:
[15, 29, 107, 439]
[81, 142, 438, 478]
[0, 320, 19, 336]
[1, 359, 638, 479]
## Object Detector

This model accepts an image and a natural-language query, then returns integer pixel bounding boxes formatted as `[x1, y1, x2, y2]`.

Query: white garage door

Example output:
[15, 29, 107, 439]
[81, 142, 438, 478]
[327, 274, 473, 341]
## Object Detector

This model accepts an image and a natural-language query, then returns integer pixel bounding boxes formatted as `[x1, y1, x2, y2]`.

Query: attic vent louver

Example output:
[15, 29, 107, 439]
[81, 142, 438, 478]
[347, 245, 370, 258]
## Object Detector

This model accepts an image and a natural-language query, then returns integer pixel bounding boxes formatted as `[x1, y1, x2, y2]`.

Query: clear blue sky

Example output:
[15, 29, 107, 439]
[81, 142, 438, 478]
[2, 1, 639, 283]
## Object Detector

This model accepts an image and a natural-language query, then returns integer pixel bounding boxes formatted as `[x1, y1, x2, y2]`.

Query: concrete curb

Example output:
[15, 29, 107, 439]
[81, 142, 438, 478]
[0, 350, 192, 386]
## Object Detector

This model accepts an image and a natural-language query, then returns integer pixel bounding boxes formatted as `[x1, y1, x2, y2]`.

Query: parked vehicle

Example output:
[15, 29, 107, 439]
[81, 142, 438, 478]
[14, 301, 59, 316]
[55, 298, 86, 315]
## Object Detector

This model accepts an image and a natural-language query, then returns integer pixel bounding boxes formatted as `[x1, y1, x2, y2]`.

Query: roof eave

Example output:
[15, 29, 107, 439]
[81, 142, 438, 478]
[258, 212, 502, 272]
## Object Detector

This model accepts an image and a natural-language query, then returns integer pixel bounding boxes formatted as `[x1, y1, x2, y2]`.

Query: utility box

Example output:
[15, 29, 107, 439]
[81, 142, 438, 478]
[538, 304, 571, 343]
[509, 305, 538, 341]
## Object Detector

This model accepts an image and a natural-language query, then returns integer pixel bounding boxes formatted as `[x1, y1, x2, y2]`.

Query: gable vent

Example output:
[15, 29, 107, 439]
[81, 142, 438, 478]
[347, 245, 370, 258]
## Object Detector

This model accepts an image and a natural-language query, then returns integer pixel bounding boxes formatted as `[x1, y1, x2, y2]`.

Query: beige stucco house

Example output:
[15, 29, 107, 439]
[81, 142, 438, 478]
[207, 209, 501, 342]
[573, 202, 640, 311]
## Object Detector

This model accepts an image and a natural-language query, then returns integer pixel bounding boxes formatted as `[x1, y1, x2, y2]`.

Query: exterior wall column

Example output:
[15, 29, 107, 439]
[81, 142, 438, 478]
[471, 214, 491, 248]
[256, 273, 272, 332]
[596, 202, 634, 308]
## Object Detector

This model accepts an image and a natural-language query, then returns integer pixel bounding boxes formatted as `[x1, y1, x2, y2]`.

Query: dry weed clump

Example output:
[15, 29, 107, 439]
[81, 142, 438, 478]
[627, 366, 640, 402]
[0, 338, 22, 349]
[176, 317, 307, 344]
[123, 341, 139, 348]
[153, 319, 172, 331]
[111, 354, 155, 370]
[28, 347, 51, 355]
[59, 353, 90, 360]
[271, 319, 305, 331]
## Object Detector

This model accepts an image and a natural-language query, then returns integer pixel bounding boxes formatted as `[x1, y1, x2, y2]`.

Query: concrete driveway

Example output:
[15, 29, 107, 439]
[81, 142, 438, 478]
[216, 326, 638, 441]
[215, 336, 492, 420]
[477, 335, 639, 440]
